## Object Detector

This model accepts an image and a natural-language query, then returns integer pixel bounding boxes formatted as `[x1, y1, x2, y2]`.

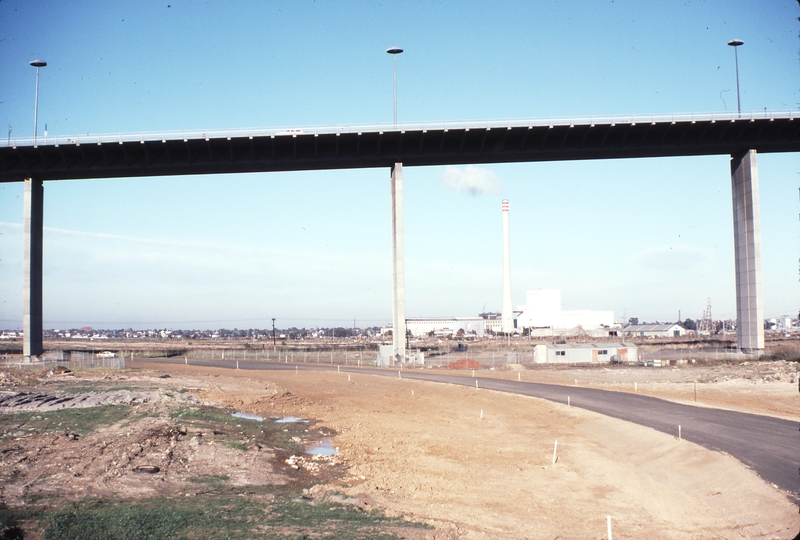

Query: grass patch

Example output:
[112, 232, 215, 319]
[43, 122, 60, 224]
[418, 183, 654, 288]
[41, 495, 263, 540]
[0, 404, 130, 436]
[223, 441, 247, 452]
[0, 489, 430, 540]
[188, 474, 230, 484]
[263, 492, 431, 539]
[170, 406, 234, 424]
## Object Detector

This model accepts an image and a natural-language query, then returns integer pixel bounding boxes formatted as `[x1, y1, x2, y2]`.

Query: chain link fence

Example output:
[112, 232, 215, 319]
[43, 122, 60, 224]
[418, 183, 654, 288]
[0, 343, 766, 373]
[2, 350, 125, 370]
[120, 347, 533, 368]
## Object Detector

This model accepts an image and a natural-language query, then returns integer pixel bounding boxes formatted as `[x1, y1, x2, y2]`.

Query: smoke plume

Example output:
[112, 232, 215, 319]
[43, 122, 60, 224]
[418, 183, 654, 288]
[443, 165, 503, 195]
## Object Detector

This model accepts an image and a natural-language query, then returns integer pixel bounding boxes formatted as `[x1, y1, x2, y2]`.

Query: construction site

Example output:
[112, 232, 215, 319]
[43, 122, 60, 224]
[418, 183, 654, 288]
[1, 347, 798, 539]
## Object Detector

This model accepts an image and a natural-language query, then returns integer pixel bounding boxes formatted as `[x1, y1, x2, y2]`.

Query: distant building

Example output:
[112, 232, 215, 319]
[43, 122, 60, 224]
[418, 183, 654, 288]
[534, 342, 637, 364]
[404, 317, 487, 337]
[622, 324, 686, 338]
[516, 289, 614, 331]
[382, 313, 516, 338]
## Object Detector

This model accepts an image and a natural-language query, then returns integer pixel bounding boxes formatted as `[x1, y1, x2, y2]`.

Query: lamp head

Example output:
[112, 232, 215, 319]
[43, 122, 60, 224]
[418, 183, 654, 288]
[727, 39, 743, 47]
[386, 47, 403, 55]
[30, 59, 47, 68]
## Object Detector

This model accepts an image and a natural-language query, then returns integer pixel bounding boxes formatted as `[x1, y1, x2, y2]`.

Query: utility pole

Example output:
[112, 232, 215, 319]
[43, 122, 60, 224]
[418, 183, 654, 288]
[271, 318, 276, 347]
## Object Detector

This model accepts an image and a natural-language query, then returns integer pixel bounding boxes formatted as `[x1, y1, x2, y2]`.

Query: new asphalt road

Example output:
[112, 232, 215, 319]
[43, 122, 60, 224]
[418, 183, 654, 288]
[138, 357, 799, 503]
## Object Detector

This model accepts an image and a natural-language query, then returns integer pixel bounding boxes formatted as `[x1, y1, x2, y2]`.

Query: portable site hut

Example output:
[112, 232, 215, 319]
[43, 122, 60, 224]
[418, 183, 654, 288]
[533, 342, 637, 364]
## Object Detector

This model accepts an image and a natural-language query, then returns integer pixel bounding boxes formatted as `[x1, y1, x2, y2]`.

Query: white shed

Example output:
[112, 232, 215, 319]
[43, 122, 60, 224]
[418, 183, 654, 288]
[533, 343, 637, 364]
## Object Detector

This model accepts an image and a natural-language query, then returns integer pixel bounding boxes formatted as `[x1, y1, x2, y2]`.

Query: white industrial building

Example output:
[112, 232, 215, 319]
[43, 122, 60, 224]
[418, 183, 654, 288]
[622, 324, 687, 338]
[534, 342, 637, 364]
[516, 289, 615, 332]
[382, 312, 510, 338]
[404, 317, 487, 337]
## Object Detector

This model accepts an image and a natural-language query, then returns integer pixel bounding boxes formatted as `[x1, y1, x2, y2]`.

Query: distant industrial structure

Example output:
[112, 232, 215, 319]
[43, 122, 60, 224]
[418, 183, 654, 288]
[622, 324, 687, 338]
[516, 289, 616, 336]
[400, 313, 503, 338]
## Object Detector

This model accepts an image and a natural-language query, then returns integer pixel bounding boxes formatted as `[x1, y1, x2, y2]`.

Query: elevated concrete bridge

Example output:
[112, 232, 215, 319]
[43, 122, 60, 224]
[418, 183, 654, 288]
[2, 111, 799, 360]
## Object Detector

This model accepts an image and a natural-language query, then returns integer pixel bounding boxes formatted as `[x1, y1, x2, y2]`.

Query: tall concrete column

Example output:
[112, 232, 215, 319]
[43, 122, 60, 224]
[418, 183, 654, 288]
[23, 177, 44, 359]
[500, 199, 514, 334]
[391, 163, 406, 364]
[730, 150, 764, 354]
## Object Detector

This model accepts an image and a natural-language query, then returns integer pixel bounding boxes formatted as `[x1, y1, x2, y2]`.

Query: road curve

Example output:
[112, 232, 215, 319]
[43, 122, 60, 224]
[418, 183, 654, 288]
[137, 357, 799, 502]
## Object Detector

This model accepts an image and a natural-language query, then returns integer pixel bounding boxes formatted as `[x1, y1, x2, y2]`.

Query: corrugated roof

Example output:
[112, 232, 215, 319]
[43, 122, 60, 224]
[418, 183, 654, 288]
[542, 343, 634, 350]
[623, 324, 683, 332]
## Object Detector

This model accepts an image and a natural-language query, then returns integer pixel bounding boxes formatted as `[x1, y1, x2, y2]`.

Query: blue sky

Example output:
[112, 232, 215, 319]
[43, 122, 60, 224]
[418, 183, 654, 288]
[1, 0, 798, 330]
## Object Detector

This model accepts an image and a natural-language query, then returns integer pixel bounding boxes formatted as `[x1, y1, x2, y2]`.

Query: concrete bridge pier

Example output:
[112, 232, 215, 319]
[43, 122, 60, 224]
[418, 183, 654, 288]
[23, 177, 44, 359]
[731, 150, 764, 354]
[390, 163, 406, 364]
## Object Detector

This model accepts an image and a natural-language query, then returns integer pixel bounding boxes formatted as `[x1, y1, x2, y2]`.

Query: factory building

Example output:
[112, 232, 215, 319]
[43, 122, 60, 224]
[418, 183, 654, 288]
[622, 324, 687, 338]
[516, 289, 615, 332]
[382, 312, 510, 338]
[534, 342, 637, 364]
[404, 317, 487, 337]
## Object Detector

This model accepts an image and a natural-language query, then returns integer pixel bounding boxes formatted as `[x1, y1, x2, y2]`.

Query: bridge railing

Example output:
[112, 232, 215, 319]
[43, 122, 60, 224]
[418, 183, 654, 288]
[4, 110, 798, 149]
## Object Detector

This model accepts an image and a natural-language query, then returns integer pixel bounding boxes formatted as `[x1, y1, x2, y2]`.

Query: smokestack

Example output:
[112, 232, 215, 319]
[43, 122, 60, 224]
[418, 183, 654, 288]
[501, 199, 513, 334]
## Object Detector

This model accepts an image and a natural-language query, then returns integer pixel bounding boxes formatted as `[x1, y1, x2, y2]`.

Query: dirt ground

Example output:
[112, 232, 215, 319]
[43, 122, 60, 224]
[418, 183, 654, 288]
[2, 360, 799, 539]
[146, 360, 799, 539]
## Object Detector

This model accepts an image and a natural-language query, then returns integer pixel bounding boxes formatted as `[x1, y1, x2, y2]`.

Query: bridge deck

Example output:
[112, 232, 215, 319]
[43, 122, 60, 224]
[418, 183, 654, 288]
[1, 112, 798, 182]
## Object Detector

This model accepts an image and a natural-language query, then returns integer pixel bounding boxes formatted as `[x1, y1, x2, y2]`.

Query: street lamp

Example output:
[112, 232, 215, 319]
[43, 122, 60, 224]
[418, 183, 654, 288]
[386, 46, 403, 128]
[30, 59, 47, 145]
[727, 39, 743, 116]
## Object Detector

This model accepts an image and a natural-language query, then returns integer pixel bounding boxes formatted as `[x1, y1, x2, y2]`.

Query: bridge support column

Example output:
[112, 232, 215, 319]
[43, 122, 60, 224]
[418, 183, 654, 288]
[730, 150, 764, 354]
[23, 178, 44, 359]
[391, 163, 406, 364]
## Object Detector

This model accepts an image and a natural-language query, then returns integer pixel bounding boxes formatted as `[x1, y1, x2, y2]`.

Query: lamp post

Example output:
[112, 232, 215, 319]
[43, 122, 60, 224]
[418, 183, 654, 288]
[30, 59, 47, 145]
[386, 47, 403, 128]
[727, 40, 743, 116]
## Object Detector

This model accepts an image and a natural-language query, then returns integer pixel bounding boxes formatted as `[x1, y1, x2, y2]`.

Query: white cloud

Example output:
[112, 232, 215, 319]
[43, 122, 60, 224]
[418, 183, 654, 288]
[442, 166, 502, 195]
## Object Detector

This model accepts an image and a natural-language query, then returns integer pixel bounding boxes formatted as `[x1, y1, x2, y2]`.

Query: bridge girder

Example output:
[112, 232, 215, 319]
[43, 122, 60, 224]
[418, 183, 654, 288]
[1, 115, 798, 183]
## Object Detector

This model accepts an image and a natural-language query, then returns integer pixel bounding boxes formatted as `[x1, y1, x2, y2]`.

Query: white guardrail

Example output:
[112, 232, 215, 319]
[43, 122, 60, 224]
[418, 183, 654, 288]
[3, 110, 798, 149]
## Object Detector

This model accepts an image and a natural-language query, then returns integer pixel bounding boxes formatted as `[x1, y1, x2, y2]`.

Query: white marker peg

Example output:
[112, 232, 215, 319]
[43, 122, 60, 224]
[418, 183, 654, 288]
[517, 372, 520, 381]
[607, 515, 612, 540]
[634, 382, 637, 392]
[678, 425, 682, 440]
[475, 380, 478, 389]
[568, 396, 570, 407]
[480, 409, 483, 419]
[348, 374, 351, 382]
[236, 361, 239, 370]
[552, 440, 558, 465]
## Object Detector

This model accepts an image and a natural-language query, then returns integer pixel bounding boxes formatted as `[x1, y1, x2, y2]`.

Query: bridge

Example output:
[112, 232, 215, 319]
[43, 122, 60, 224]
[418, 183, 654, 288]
[3, 110, 799, 360]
